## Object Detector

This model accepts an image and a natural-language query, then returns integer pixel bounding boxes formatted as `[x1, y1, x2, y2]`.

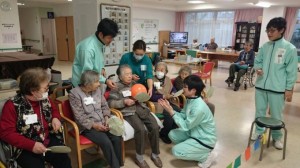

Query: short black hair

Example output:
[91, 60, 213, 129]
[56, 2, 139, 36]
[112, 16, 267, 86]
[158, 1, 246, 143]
[133, 40, 146, 51]
[96, 18, 119, 37]
[183, 75, 205, 97]
[266, 17, 286, 35]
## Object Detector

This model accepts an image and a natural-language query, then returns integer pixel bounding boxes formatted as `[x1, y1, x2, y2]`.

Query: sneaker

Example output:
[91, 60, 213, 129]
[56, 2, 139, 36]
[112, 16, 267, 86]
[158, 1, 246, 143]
[251, 133, 261, 141]
[225, 79, 232, 85]
[198, 151, 217, 168]
[233, 86, 239, 91]
[273, 140, 283, 150]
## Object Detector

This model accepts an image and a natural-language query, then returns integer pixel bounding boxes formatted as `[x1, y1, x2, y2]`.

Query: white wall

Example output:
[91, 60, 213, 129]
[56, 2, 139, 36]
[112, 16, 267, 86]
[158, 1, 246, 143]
[132, 7, 175, 51]
[259, 6, 286, 47]
[53, 3, 73, 17]
[19, 8, 42, 51]
[0, 0, 22, 52]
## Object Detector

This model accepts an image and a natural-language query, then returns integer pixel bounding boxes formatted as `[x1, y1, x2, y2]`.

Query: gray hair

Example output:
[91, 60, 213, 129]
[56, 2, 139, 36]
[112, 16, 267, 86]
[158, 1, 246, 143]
[245, 40, 253, 46]
[117, 64, 132, 77]
[155, 62, 168, 73]
[80, 70, 99, 86]
[178, 66, 192, 75]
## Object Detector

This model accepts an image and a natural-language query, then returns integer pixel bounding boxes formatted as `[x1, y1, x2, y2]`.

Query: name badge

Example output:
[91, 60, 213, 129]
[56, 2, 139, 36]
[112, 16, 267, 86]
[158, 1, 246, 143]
[141, 65, 146, 71]
[122, 90, 131, 97]
[274, 48, 286, 64]
[154, 82, 161, 89]
[23, 114, 38, 125]
[84, 96, 96, 105]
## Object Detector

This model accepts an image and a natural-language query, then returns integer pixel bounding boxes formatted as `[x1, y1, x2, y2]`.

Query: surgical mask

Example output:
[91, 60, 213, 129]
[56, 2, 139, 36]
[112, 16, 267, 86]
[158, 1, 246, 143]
[35, 92, 48, 101]
[134, 54, 144, 61]
[156, 71, 165, 79]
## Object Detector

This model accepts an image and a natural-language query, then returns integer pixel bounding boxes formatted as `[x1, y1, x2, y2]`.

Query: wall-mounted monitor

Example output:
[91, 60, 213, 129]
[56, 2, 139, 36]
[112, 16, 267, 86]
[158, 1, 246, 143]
[169, 32, 188, 44]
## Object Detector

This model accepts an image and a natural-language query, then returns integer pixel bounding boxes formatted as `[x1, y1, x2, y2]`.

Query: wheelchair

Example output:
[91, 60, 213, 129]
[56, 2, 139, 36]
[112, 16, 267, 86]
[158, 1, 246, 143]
[227, 66, 256, 90]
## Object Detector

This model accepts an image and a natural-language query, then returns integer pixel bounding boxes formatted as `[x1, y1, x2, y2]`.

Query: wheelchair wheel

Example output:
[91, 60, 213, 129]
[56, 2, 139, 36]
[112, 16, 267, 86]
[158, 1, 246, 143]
[249, 69, 256, 87]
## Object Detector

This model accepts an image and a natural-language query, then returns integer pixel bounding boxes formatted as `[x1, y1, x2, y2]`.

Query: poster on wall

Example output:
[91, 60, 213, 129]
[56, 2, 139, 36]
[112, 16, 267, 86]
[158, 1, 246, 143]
[132, 19, 159, 45]
[100, 4, 130, 66]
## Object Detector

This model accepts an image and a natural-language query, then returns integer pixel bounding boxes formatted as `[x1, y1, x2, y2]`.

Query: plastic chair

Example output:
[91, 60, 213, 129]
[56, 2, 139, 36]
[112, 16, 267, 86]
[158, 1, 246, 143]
[247, 117, 287, 161]
[58, 98, 122, 168]
[193, 62, 215, 86]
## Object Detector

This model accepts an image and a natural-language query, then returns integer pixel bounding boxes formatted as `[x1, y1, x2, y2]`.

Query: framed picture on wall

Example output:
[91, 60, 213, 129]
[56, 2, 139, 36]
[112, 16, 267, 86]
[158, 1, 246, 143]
[100, 4, 131, 66]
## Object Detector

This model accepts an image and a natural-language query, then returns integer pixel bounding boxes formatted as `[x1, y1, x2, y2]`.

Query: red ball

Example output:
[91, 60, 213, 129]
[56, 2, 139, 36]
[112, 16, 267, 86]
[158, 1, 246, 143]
[131, 84, 147, 98]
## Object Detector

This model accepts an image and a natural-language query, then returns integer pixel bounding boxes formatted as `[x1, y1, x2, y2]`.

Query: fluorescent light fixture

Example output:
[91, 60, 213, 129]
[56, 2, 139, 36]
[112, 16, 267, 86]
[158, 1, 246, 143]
[17, 2, 25, 5]
[68, 0, 72, 1]
[254, 1, 271, 8]
[188, 0, 205, 4]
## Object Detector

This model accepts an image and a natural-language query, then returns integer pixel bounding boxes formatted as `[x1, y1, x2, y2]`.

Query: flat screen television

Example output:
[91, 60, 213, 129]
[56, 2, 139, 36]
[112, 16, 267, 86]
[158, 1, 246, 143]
[169, 32, 188, 44]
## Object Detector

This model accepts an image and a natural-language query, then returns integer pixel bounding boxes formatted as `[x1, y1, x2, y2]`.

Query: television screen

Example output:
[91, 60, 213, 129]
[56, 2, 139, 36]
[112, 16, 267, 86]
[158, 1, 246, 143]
[169, 32, 188, 44]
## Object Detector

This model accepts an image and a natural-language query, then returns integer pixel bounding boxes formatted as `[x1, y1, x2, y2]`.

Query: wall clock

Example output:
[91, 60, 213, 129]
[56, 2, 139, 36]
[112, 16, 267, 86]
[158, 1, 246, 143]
[0, 1, 11, 12]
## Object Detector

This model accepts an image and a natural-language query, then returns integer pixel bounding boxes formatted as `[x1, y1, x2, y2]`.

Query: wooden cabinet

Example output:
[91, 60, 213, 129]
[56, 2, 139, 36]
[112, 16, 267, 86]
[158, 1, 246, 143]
[234, 22, 261, 52]
[55, 16, 75, 61]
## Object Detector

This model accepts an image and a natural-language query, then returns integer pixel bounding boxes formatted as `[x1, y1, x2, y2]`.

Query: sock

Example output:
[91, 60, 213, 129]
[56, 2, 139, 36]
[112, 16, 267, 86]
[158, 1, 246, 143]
[151, 153, 159, 159]
[136, 153, 144, 163]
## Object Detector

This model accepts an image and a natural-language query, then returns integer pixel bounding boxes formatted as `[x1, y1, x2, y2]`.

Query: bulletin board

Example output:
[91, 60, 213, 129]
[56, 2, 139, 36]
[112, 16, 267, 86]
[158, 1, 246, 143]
[132, 19, 159, 44]
[100, 4, 130, 66]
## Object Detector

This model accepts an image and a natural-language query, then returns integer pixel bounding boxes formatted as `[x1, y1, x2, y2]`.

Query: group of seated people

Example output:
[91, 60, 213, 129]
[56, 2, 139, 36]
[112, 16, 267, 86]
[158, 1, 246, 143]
[0, 39, 217, 168]
[191, 37, 218, 51]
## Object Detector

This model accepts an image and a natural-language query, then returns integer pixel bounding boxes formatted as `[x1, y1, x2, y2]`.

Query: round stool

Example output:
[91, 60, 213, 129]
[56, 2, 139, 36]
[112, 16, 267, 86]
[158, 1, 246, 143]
[247, 117, 287, 161]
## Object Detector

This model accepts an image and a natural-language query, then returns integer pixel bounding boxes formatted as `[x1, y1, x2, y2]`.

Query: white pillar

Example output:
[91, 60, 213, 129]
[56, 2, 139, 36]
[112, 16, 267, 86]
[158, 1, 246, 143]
[259, 6, 286, 47]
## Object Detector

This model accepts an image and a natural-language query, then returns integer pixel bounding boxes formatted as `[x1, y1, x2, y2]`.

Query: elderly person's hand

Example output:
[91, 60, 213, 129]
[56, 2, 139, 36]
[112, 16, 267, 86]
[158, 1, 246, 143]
[93, 123, 109, 132]
[158, 99, 174, 116]
[52, 118, 61, 132]
[104, 116, 109, 127]
[32, 142, 47, 154]
[124, 98, 135, 106]
[106, 79, 117, 89]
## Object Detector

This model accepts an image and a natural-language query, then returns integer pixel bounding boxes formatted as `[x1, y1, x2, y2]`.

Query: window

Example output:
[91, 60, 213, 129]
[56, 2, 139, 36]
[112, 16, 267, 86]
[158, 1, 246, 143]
[290, 9, 300, 55]
[185, 11, 234, 48]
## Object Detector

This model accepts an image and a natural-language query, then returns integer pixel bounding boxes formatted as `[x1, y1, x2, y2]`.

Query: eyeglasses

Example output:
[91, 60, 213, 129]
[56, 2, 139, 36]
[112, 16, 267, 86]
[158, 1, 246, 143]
[265, 29, 277, 34]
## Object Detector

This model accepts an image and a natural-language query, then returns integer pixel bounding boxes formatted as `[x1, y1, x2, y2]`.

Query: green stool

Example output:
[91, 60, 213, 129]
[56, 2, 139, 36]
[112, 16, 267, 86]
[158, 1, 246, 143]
[247, 117, 287, 161]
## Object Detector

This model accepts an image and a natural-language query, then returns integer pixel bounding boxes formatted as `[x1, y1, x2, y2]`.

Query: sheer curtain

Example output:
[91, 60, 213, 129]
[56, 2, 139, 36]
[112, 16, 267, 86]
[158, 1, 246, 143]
[184, 11, 234, 48]
[284, 8, 299, 40]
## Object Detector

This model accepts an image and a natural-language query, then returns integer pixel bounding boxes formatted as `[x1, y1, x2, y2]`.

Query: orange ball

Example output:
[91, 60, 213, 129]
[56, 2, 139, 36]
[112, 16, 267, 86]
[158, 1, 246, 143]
[131, 84, 147, 98]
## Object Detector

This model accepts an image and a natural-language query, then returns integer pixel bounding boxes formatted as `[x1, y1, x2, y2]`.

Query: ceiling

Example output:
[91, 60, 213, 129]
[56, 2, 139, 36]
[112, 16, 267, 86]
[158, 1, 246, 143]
[18, 0, 300, 11]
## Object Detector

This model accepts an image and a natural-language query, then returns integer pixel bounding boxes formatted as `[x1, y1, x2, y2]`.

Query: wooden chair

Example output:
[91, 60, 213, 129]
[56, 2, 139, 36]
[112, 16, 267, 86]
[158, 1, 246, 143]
[193, 62, 215, 86]
[58, 98, 122, 168]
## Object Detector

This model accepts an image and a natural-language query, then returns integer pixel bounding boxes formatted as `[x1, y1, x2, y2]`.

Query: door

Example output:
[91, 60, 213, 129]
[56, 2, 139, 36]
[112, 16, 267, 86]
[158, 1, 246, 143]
[41, 18, 56, 55]
[66, 16, 75, 62]
[55, 17, 68, 61]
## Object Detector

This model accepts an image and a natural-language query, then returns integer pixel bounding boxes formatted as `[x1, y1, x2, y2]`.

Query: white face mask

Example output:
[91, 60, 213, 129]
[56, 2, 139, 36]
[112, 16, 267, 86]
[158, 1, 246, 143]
[35, 92, 48, 101]
[156, 71, 165, 79]
[134, 54, 144, 61]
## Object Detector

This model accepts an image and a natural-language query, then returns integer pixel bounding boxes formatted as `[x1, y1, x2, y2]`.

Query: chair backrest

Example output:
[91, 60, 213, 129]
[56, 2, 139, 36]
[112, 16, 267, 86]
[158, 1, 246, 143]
[60, 99, 75, 121]
[186, 49, 197, 58]
[202, 62, 215, 74]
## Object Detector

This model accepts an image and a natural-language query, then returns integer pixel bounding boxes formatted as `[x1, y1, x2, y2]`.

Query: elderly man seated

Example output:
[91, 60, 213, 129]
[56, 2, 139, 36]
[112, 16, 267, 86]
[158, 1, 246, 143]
[108, 64, 162, 168]
[225, 41, 255, 91]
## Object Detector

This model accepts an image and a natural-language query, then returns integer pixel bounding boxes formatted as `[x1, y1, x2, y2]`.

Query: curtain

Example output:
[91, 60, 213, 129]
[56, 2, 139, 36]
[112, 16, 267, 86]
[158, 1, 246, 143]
[185, 11, 234, 48]
[232, 8, 263, 46]
[284, 7, 299, 40]
[175, 12, 185, 32]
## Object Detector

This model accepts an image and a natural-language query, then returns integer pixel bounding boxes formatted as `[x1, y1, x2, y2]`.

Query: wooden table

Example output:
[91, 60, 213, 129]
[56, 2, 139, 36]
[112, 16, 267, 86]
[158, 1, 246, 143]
[163, 58, 208, 70]
[167, 48, 239, 67]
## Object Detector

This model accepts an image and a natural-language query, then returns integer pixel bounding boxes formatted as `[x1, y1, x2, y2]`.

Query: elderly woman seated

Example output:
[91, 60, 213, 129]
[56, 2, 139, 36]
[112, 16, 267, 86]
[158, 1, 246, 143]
[0, 68, 71, 168]
[69, 70, 123, 168]
[149, 62, 181, 144]
[108, 64, 162, 168]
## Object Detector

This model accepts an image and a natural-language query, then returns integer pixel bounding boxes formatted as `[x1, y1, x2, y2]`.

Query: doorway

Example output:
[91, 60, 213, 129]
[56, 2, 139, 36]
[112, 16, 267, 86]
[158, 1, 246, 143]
[41, 18, 56, 55]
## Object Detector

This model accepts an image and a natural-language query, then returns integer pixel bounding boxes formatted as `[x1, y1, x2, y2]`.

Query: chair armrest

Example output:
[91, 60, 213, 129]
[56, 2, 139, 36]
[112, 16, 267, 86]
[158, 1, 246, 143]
[58, 104, 81, 143]
[51, 85, 72, 101]
[145, 101, 156, 113]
